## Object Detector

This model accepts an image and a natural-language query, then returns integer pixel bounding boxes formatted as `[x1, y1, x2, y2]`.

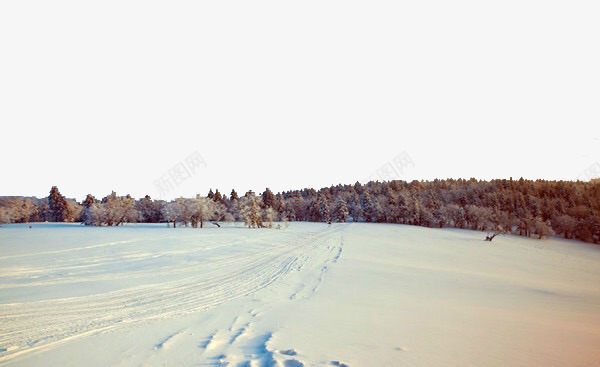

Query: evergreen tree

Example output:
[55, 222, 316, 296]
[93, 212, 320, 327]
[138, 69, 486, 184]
[3, 178, 599, 243]
[262, 188, 275, 208]
[251, 197, 263, 228]
[242, 195, 263, 228]
[318, 193, 330, 222]
[397, 192, 410, 224]
[275, 193, 285, 219]
[138, 195, 159, 223]
[333, 199, 349, 222]
[81, 194, 96, 225]
[48, 186, 72, 222]
[361, 191, 381, 222]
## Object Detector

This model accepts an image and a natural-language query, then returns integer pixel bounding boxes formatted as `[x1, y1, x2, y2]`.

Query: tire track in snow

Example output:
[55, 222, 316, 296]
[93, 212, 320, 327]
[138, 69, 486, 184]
[0, 239, 142, 261]
[0, 226, 341, 364]
[189, 228, 347, 367]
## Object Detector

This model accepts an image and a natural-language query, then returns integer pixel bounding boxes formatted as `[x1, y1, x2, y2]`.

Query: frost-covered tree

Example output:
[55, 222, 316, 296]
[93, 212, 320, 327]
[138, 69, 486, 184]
[443, 204, 466, 229]
[81, 194, 96, 225]
[416, 200, 434, 227]
[362, 192, 383, 223]
[534, 218, 555, 239]
[171, 196, 215, 228]
[242, 194, 263, 228]
[102, 193, 138, 226]
[194, 195, 215, 228]
[162, 201, 178, 227]
[137, 195, 161, 223]
[84, 192, 139, 226]
[262, 188, 275, 209]
[0, 208, 11, 224]
[174, 197, 193, 226]
[348, 201, 362, 222]
[214, 189, 223, 203]
[310, 193, 331, 222]
[86, 202, 105, 226]
[319, 193, 331, 222]
[38, 199, 50, 222]
[48, 186, 73, 222]
[554, 214, 577, 239]
[396, 192, 411, 224]
[333, 199, 349, 222]
[275, 193, 285, 219]
[264, 207, 276, 228]
[115, 195, 138, 225]
[211, 200, 233, 223]
[3, 178, 599, 243]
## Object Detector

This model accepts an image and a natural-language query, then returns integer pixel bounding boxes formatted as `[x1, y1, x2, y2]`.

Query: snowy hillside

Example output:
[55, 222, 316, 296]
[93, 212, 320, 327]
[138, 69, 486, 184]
[0, 223, 599, 366]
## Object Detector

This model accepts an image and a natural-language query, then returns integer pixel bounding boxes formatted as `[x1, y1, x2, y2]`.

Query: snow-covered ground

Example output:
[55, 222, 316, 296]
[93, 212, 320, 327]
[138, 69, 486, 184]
[0, 222, 599, 367]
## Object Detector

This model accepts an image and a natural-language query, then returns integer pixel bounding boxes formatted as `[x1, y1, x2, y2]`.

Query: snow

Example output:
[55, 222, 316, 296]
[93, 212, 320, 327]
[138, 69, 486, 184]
[0, 222, 599, 366]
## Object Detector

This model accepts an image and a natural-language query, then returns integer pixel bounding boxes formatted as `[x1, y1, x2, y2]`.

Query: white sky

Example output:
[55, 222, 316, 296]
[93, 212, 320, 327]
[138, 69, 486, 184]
[1, 0, 599, 201]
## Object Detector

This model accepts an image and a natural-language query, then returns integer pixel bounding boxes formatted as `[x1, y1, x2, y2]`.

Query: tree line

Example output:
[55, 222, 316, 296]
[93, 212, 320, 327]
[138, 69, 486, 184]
[1, 178, 599, 243]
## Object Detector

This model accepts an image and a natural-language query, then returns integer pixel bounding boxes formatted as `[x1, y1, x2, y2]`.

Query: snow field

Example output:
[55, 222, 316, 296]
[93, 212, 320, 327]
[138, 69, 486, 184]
[0, 222, 599, 366]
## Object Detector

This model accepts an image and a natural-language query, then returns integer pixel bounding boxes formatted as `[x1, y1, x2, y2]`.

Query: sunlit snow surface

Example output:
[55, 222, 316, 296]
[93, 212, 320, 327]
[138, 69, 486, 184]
[0, 222, 599, 366]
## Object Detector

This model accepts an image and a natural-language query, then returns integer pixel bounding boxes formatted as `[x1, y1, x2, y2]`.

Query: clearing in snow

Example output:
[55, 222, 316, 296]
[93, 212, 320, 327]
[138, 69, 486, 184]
[0, 222, 599, 366]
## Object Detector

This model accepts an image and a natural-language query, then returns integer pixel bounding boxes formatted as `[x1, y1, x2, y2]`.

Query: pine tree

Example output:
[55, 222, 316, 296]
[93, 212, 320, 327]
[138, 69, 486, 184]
[318, 193, 330, 222]
[6, 178, 599, 243]
[275, 193, 285, 219]
[309, 197, 321, 221]
[333, 199, 349, 222]
[39, 199, 49, 222]
[48, 186, 61, 221]
[241, 193, 263, 228]
[102, 191, 119, 226]
[81, 194, 96, 225]
[48, 186, 71, 222]
[252, 199, 263, 227]
[138, 195, 159, 223]
[262, 188, 275, 208]
[362, 192, 381, 222]
[397, 192, 410, 224]
[30, 203, 40, 222]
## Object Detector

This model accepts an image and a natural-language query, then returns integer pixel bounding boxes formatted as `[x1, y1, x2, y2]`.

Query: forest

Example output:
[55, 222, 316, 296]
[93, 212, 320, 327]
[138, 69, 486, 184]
[1, 178, 599, 243]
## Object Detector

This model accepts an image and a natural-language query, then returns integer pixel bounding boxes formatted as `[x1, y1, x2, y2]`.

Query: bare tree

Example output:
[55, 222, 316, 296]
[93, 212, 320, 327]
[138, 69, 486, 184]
[485, 229, 505, 242]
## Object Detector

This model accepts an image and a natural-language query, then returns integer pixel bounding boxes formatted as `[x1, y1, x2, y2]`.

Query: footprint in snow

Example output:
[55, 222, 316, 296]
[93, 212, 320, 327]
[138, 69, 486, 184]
[228, 326, 248, 344]
[199, 332, 216, 349]
[284, 359, 304, 367]
[330, 361, 350, 367]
